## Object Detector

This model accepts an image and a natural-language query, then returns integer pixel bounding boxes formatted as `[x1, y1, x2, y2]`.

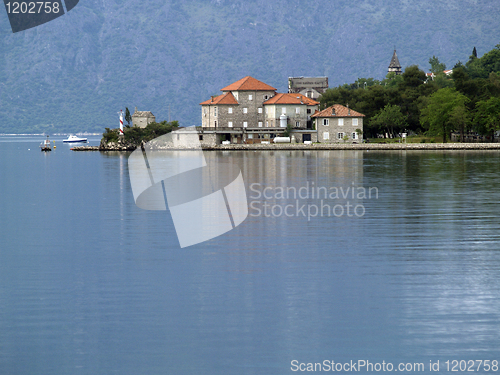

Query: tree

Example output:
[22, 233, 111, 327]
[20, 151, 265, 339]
[398, 65, 434, 131]
[125, 107, 132, 125]
[283, 122, 293, 137]
[429, 55, 446, 74]
[370, 104, 408, 137]
[448, 105, 470, 142]
[382, 72, 403, 87]
[474, 97, 500, 141]
[472, 47, 478, 58]
[402, 65, 427, 88]
[420, 88, 469, 143]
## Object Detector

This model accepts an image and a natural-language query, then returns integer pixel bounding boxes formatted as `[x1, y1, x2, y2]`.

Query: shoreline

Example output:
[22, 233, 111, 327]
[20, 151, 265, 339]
[201, 143, 500, 151]
[72, 143, 500, 152]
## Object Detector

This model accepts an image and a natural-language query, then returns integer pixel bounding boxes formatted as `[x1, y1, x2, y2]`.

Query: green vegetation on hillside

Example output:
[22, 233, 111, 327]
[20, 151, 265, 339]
[320, 44, 500, 141]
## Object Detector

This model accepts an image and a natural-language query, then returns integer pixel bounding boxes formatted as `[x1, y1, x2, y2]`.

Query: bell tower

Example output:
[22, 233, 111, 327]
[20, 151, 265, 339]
[388, 49, 402, 75]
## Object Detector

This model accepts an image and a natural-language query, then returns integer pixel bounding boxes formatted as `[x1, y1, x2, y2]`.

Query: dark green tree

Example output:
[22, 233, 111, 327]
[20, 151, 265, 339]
[398, 65, 435, 131]
[429, 55, 447, 74]
[125, 107, 132, 125]
[472, 46, 478, 58]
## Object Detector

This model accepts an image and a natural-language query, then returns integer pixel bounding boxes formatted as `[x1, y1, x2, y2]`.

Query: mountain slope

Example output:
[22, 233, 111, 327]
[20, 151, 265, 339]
[0, 0, 499, 133]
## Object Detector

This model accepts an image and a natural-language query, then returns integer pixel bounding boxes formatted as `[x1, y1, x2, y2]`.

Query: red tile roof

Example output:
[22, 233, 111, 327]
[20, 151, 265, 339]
[311, 104, 365, 118]
[221, 76, 277, 92]
[200, 92, 239, 105]
[263, 93, 319, 106]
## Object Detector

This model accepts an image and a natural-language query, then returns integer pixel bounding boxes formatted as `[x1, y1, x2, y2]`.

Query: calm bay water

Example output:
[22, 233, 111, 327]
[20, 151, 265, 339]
[1, 136, 500, 374]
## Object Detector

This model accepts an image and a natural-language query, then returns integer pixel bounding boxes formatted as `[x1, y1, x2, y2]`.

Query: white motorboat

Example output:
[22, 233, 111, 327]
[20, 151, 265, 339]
[63, 135, 88, 143]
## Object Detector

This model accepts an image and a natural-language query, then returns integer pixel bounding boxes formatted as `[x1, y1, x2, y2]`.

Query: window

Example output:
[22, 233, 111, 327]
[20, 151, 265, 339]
[249, 94, 253, 101]
[307, 108, 311, 114]
[323, 132, 329, 140]
[177, 134, 179, 140]
[338, 118, 344, 126]
[258, 121, 263, 127]
[228, 107, 233, 114]
[264, 94, 269, 100]
[352, 132, 357, 139]
[337, 132, 344, 139]
[214, 107, 217, 117]
[265, 107, 268, 114]
[258, 107, 263, 114]
[323, 119, 329, 126]
[282, 107, 287, 115]
[228, 121, 233, 127]
[199, 135, 203, 141]
[248, 134, 253, 139]
[214, 121, 217, 127]
[243, 121, 248, 128]
[243, 108, 248, 114]
[203, 108, 207, 116]
[266, 121, 269, 127]
[296, 121, 300, 127]
[353, 118, 358, 126]
[296, 107, 300, 114]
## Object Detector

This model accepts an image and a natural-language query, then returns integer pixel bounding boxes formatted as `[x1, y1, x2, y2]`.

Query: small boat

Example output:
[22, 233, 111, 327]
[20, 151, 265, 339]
[63, 135, 88, 143]
[40, 136, 51, 152]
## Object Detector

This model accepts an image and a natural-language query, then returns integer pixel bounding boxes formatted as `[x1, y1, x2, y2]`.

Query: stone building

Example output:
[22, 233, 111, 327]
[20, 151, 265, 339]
[200, 76, 277, 129]
[288, 77, 329, 100]
[263, 93, 319, 129]
[132, 107, 156, 128]
[388, 50, 402, 75]
[199, 76, 319, 144]
[311, 104, 365, 143]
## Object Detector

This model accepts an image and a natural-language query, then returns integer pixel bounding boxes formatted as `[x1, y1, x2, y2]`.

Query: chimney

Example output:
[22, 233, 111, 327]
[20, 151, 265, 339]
[135, 106, 137, 113]
[347, 104, 350, 116]
[211, 96, 215, 102]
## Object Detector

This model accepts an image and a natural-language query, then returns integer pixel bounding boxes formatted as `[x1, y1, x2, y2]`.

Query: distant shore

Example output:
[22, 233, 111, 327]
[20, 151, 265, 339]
[72, 143, 500, 151]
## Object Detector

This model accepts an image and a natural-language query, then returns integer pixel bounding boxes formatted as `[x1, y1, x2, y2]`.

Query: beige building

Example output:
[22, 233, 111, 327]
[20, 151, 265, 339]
[132, 108, 156, 128]
[311, 104, 365, 143]
[263, 93, 319, 129]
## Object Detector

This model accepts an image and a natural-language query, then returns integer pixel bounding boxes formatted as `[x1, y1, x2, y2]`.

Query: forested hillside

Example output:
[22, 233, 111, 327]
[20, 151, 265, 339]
[0, 0, 499, 133]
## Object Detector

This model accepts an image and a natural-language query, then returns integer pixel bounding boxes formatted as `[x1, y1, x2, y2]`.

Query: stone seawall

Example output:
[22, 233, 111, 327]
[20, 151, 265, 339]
[71, 146, 100, 151]
[72, 143, 500, 151]
[202, 143, 500, 151]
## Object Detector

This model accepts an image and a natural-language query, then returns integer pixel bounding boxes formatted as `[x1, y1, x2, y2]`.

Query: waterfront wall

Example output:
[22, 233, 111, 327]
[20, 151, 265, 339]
[202, 143, 500, 151]
[74, 142, 500, 151]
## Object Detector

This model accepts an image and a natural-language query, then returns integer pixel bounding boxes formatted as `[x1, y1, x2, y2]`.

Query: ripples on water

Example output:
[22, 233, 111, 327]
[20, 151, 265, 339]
[0, 140, 499, 374]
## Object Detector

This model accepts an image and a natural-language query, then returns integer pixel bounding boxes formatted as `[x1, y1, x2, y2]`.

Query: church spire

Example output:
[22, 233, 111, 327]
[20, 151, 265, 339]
[388, 49, 402, 75]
